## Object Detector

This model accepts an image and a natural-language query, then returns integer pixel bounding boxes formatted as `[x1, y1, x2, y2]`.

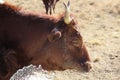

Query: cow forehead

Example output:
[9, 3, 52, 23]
[55, 17, 78, 29]
[60, 21, 79, 33]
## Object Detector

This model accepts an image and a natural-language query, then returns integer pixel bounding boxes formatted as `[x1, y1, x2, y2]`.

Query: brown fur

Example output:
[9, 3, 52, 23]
[42, 0, 59, 14]
[0, 3, 91, 80]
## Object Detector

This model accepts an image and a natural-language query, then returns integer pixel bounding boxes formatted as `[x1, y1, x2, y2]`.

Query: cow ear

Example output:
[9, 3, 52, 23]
[63, 1, 72, 24]
[47, 28, 62, 42]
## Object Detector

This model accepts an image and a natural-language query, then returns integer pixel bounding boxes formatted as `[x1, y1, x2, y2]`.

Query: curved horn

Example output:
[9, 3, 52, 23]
[63, 1, 72, 24]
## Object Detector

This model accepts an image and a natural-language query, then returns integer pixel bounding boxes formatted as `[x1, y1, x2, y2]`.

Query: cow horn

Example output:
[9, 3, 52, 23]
[63, 1, 72, 24]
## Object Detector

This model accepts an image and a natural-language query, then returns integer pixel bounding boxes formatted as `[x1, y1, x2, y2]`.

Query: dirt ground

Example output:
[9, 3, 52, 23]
[4, 0, 120, 80]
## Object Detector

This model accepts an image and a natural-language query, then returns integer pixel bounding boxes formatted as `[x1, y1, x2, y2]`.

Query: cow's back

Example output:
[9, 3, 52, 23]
[0, 3, 55, 58]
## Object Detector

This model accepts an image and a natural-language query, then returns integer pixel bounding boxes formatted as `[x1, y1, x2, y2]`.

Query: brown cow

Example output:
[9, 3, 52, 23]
[42, 0, 59, 14]
[0, 1, 91, 80]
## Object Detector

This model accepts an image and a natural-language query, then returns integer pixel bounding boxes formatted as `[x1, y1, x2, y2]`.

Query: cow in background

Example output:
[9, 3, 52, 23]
[42, 0, 59, 14]
[0, 1, 91, 80]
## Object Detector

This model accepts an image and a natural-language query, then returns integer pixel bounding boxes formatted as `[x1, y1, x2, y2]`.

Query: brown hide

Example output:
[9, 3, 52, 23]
[42, 0, 59, 14]
[0, 3, 91, 80]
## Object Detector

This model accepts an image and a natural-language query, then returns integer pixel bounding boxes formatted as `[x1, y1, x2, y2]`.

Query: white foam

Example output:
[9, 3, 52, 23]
[0, 0, 4, 4]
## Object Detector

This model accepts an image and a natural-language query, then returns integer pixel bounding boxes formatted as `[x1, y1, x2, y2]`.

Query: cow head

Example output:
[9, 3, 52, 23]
[47, 1, 91, 71]
[48, 1, 83, 50]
